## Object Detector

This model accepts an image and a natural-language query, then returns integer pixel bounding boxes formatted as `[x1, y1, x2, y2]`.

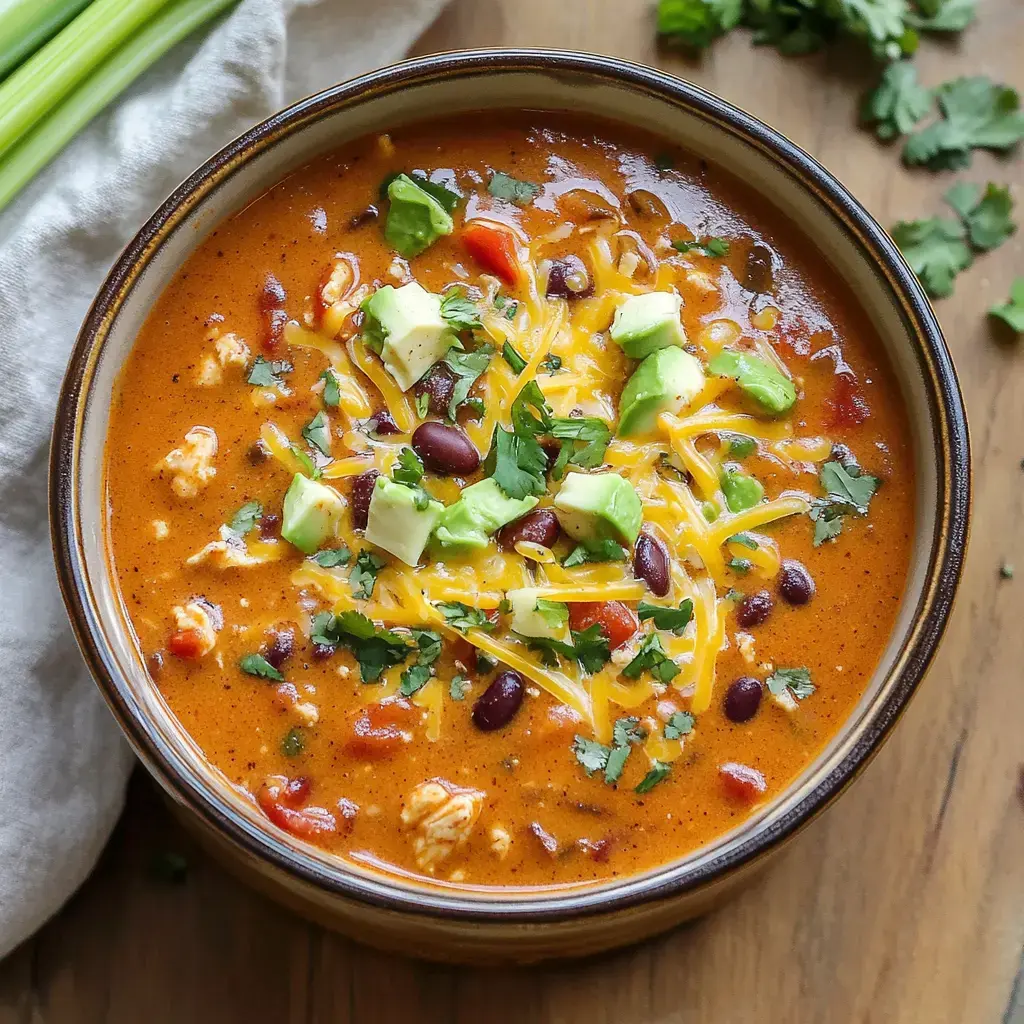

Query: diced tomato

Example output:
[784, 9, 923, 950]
[259, 273, 288, 353]
[826, 372, 869, 428]
[451, 636, 478, 671]
[719, 762, 767, 803]
[256, 777, 336, 838]
[567, 601, 639, 650]
[341, 697, 418, 760]
[462, 220, 520, 284]
[167, 628, 205, 660]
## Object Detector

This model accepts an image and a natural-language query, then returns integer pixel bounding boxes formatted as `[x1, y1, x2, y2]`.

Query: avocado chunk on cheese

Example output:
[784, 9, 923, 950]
[281, 474, 346, 555]
[609, 292, 686, 359]
[364, 477, 444, 566]
[618, 347, 706, 437]
[384, 174, 455, 258]
[507, 587, 570, 641]
[708, 348, 796, 416]
[433, 479, 538, 551]
[360, 282, 459, 391]
[553, 472, 643, 546]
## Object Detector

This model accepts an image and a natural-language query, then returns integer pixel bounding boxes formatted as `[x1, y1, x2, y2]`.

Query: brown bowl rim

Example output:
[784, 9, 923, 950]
[50, 48, 971, 924]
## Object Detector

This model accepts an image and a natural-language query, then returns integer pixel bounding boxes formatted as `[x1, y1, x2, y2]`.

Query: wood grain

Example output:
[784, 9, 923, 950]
[3, 2, 1023, 1020]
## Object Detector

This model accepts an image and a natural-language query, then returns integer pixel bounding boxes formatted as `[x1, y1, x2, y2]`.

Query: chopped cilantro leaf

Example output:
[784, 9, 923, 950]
[862, 61, 932, 141]
[226, 500, 262, 538]
[728, 532, 759, 550]
[444, 344, 493, 420]
[535, 599, 570, 630]
[312, 546, 351, 568]
[672, 236, 730, 257]
[440, 287, 483, 331]
[488, 171, 540, 206]
[310, 610, 412, 683]
[612, 716, 647, 748]
[411, 628, 443, 667]
[989, 277, 1024, 334]
[656, 0, 742, 50]
[809, 459, 881, 546]
[247, 356, 292, 388]
[436, 602, 496, 633]
[562, 539, 628, 567]
[415, 391, 430, 418]
[728, 557, 753, 574]
[392, 447, 425, 487]
[476, 652, 497, 674]
[635, 760, 672, 794]
[908, 0, 976, 32]
[519, 624, 611, 675]
[943, 181, 1016, 252]
[290, 443, 321, 479]
[603, 744, 631, 785]
[891, 214, 970, 299]
[501, 340, 528, 373]
[488, 425, 548, 500]
[540, 354, 563, 374]
[399, 663, 432, 697]
[281, 727, 305, 757]
[622, 633, 680, 682]
[664, 711, 694, 740]
[767, 666, 815, 701]
[573, 734, 611, 776]
[319, 369, 341, 408]
[549, 415, 612, 471]
[302, 411, 332, 458]
[903, 77, 1024, 171]
[637, 599, 694, 635]
[349, 550, 386, 600]
[239, 652, 284, 682]
[449, 674, 471, 700]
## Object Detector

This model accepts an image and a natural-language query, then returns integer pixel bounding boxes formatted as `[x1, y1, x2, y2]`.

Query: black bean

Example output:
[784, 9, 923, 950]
[349, 469, 380, 530]
[497, 508, 562, 551]
[743, 243, 774, 294]
[412, 421, 480, 476]
[633, 533, 671, 596]
[736, 589, 774, 628]
[545, 255, 594, 300]
[542, 441, 562, 474]
[778, 560, 815, 605]
[472, 670, 525, 731]
[263, 626, 296, 671]
[367, 409, 399, 436]
[414, 364, 456, 418]
[349, 205, 378, 230]
[724, 676, 763, 723]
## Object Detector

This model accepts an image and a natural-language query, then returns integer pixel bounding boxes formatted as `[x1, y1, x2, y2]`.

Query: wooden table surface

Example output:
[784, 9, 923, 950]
[3, 2, 1023, 1021]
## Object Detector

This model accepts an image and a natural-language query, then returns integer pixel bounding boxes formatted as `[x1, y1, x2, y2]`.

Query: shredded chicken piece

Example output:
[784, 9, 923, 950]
[171, 600, 218, 656]
[685, 269, 718, 294]
[151, 520, 169, 540]
[400, 780, 484, 873]
[320, 259, 353, 307]
[157, 426, 218, 499]
[195, 328, 250, 386]
[735, 631, 757, 665]
[293, 701, 319, 726]
[489, 826, 512, 860]
[187, 526, 277, 569]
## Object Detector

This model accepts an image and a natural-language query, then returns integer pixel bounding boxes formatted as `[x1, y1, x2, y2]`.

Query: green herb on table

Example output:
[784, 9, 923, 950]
[862, 61, 933, 141]
[943, 181, 1015, 251]
[999, 562, 1015, 580]
[990, 278, 1024, 334]
[891, 215, 972, 299]
[239, 652, 284, 682]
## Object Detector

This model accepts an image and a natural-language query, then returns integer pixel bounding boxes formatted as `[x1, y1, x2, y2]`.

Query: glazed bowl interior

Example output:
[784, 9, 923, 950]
[55, 50, 967, 921]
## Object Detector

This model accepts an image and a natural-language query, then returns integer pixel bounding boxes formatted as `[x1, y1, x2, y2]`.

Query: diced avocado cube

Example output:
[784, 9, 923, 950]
[385, 174, 455, 258]
[708, 348, 796, 415]
[609, 292, 686, 359]
[364, 477, 444, 566]
[720, 468, 764, 513]
[553, 472, 642, 546]
[360, 282, 459, 391]
[618, 347, 706, 437]
[433, 479, 538, 551]
[281, 474, 346, 555]
[507, 587, 569, 641]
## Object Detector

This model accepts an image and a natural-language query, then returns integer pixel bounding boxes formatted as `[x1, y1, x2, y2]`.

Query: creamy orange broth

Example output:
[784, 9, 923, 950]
[106, 115, 913, 889]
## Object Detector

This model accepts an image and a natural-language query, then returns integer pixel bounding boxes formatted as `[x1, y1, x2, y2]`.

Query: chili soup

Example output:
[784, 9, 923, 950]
[105, 114, 913, 890]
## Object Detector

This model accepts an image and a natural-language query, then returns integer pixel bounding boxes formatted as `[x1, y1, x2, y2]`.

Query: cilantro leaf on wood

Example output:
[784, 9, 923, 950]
[444, 344, 493, 420]
[561, 539, 628, 567]
[247, 356, 292, 388]
[944, 181, 1016, 252]
[239, 652, 284, 682]
[907, 0, 975, 31]
[656, 0, 743, 49]
[440, 287, 483, 331]
[891, 215, 971, 298]
[226, 500, 262, 538]
[989, 278, 1024, 334]
[488, 171, 540, 206]
[903, 77, 1024, 171]
[862, 61, 933, 141]
[302, 411, 332, 458]
[767, 666, 816, 700]
[349, 550, 386, 600]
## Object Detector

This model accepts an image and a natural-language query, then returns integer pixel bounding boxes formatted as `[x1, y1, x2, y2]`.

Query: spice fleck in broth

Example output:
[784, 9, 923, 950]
[106, 115, 913, 889]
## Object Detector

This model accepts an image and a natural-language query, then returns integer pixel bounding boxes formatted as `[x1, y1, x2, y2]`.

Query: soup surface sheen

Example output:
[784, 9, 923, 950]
[107, 115, 913, 890]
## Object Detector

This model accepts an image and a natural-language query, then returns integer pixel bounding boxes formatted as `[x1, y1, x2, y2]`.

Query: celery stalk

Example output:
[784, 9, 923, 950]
[0, 0, 238, 214]
[0, 0, 93, 80]
[0, 0, 176, 163]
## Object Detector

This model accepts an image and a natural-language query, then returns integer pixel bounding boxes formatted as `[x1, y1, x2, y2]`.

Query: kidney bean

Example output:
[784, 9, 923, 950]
[349, 469, 380, 530]
[497, 508, 561, 551]
[412, 421, 480, 476]
[778, 559, 815, 605]
[742, 243, 774, 294]
[736, 589, 774, 628]
[633, 532, 671, 596]
[724, 677, 763, 723]
[258, 513, 280, 540]
[367, 409, 400, 436]
[414, 364, 456, 417]
[719, 762, 767, 803]
[472, 670, 525, 731]
[263, 625, 296, 671]
[545, 255, 594, 300]
[258, 273, 288, 353]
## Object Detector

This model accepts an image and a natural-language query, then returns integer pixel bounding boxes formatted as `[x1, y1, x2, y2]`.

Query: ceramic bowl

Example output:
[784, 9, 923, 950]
[50, 49, 970, 964]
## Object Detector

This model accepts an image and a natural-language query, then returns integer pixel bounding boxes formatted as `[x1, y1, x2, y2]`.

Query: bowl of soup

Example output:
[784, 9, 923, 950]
[51, 49, 969, 962]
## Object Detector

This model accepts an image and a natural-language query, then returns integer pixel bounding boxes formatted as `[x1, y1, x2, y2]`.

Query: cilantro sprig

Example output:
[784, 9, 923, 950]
[349, 550, 386, 600]
[310, 610, 412, 683]
[990, 277, 1024, 334]
[518, 623, 611, 675]
[621, 633, 680, 682]
[767, 666, 816, 701]
[572, 716, 649, 786]
[247, 356, 293, 388]
[809, 459, 881, 546]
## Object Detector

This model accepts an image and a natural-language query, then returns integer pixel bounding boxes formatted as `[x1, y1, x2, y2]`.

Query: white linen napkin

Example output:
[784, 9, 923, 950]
[0, 0, 445, 957]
